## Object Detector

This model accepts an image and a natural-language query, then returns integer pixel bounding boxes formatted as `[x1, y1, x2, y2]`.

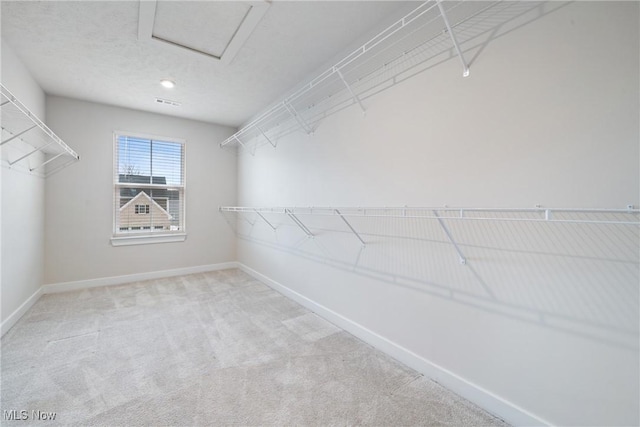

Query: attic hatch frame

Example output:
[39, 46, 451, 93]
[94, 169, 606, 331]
[219, 0, 473, 154]
[138, 0, 271, 65]
[1, 84, 80, 177]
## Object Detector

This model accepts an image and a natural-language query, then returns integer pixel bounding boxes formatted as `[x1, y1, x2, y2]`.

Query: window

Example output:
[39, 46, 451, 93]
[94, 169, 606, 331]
[135, 204, 150, 214]
[113, 133, 185, 245]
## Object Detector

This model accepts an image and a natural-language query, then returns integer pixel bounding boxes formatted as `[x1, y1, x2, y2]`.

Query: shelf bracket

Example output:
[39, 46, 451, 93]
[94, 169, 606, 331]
[29, 151, 66, 172]
[236, 211, 256, 227]
[437, 0, 470, 77]
[8, 141, 55, 166]
[233, 135, 245, 148]
[283, 101, 313, 135]
[1, 124, 37, 146]
[234, 135, 256, 157]
[335, 209, 366, 245]
[285, 209, 314, 237]
[335, 68, 366, 115]
[433, 210, 467, 265]
[41, 157, 78, 177]
[254, 209, 277, 231]
[256, 125, 276, 148]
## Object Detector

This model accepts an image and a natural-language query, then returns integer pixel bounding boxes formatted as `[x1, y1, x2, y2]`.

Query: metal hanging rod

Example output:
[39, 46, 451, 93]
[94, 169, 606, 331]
[219, 0, 474, 152]
[437, 0, 470, 77]
[254, 209, 277, 230]
[433, 210, 466, 264]
[335, 208, 366, 246]
[285, 208, 314, 237]
[1, 84, 80, 176]
[1, 124, 37, 145]
[7, 140, 55, 166]
[220, 206, 640, 226]
[335, 68, 366, 115]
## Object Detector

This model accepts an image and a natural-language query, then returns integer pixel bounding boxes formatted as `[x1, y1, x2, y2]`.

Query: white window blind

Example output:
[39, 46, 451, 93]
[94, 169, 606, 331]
[113, 133, 185, 238]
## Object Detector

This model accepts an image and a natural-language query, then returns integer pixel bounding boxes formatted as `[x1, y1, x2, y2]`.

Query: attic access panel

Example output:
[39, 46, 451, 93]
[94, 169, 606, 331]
[138, 1, 270, 64]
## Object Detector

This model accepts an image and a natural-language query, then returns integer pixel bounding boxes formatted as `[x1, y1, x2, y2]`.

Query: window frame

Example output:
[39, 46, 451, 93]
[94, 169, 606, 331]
[111, 131, 187, 246]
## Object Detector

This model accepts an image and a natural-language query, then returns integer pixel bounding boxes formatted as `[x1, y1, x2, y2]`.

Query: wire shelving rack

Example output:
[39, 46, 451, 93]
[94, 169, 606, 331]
[220, 205, 640, 265]
[1, 84, 80, 177]
[219, 0, 491, 154]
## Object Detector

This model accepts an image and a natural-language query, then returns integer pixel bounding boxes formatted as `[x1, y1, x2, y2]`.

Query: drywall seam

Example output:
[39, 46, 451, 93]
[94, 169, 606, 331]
[42, 262, 239, 293]
[237, 262, 552, 427]
[0, 286, 43, 337]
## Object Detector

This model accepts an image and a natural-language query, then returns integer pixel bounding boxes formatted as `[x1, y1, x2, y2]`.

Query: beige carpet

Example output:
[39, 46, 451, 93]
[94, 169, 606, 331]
[1, 269, 508, 426]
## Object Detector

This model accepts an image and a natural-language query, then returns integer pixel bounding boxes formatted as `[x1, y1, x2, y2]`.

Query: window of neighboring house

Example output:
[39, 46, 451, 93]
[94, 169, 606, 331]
[135, 204, 150, 214]
[112, 132, 186, 246]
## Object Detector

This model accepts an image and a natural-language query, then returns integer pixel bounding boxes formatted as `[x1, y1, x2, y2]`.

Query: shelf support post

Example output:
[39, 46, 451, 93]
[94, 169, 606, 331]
[234, 135, 256, 156]
[335, 209, 366, 245]
[335, 68, 366, 115]
[283, 101, 313, 134]
[256, 125, 276, 148]
[437, 0, 470, 77]
[233, 135, 245, 149]
[254, 209, 277, 231]
[29, 151, 66, 172]
[1, 125, 37, 146]
[285, 209, 313, 237]
[235, 211, 256, 227]
[433, 210, 467, 265]
[42, 157, 78, 177]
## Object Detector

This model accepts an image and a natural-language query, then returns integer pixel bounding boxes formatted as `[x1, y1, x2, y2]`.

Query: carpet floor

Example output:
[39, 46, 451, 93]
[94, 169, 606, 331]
[1, 269, 508, 426]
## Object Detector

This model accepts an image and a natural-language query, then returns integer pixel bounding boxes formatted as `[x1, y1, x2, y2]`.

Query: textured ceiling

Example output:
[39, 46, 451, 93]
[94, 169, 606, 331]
[151, 2, 251, 58]
[1, 1, 410, 127]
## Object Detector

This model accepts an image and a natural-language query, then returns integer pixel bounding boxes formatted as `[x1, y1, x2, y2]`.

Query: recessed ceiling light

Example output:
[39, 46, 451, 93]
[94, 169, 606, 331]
[160, 79, 176, 89]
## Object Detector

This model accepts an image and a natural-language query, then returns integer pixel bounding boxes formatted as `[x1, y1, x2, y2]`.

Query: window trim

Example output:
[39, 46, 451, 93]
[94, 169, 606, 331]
[111, 233, 186, 246]
[112, 131, 186, 246]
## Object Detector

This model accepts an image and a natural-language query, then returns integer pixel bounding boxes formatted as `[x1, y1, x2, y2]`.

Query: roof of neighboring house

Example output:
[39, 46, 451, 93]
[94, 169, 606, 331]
[119, 191, 172, 219]
[119, 174, 167, 185]
[118, 174, 178, 200]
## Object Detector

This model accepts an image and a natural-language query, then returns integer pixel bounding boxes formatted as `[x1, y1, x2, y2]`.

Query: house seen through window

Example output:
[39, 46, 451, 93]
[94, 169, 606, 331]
[114, 133, 185, 236]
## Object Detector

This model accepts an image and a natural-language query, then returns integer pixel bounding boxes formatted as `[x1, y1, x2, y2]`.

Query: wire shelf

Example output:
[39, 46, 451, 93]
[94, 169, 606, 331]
[221, 205, 639, 267]
[1, 84, 80, 177]
[223, 204, 639, 348]
[219, 0, 489, 154]
[220, 206, 640, 226]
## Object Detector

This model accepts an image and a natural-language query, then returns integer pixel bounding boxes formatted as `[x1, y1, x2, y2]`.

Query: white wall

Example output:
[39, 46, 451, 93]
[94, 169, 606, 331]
[237, 2, 639, 426]
[1, 39, 46, 324]
[44, 97, 237, 284]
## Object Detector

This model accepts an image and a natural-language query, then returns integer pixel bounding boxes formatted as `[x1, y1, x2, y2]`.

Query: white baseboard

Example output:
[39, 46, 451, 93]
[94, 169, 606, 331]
[42, 262, 239, 294]
[2, 260, 549, 425]
[237, 262, 550, 427]
[2, 262, 239, 337]
[1, 287, 43, 337]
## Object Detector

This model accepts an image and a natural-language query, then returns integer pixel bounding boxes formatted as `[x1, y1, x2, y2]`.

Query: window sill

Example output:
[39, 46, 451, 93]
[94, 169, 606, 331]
[110, 233, 187, 247]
